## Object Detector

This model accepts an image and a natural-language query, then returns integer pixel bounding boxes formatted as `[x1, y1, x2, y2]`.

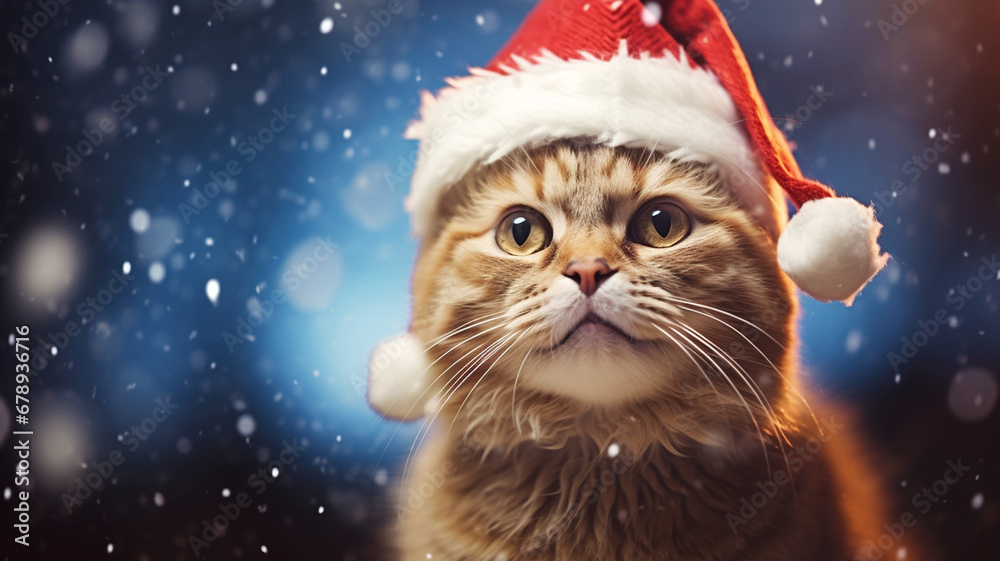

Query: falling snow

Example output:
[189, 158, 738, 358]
[0, 1, 994, 559]
[148, 262, 166, 283]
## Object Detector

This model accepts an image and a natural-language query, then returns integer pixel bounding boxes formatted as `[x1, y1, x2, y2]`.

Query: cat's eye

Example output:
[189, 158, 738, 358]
[629, 201, 691, 248]
[495, 208, 552, 256]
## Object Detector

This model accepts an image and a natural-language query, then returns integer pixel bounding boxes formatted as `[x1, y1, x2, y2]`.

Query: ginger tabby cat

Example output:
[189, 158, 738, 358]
[390, 142, 889, 561]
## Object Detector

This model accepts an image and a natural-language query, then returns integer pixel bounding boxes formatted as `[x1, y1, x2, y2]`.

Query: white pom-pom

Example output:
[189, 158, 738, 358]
[367, 333, 431, 421]
[777, 197, 889, 306]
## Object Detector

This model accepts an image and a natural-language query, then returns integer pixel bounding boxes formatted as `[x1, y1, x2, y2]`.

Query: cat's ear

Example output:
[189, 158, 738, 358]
[367, 333, 431, 421]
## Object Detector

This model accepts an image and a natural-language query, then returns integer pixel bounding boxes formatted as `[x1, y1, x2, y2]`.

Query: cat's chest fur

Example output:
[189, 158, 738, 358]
[398, 424, 859, 561]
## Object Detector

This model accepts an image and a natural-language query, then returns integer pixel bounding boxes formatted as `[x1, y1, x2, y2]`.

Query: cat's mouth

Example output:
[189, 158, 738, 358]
[547, 313, 633, 351]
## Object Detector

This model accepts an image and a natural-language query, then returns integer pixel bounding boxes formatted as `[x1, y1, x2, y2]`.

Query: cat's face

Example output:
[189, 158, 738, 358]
[411, 142, 795, 416]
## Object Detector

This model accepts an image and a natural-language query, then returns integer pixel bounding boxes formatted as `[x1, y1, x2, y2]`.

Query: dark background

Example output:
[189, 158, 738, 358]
[1, 0, 998, 559]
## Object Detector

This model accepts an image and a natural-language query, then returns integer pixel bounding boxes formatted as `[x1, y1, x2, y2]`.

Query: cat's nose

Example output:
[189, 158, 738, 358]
[563, 258, 616, 296]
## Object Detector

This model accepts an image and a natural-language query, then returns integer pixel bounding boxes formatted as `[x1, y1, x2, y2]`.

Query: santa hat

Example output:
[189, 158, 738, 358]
[369, 0, 888, 419]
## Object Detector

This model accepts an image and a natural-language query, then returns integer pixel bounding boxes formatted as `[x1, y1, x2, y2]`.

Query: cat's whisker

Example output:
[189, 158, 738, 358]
[674, 321, 789, 442]
[506, 308, 545, 332]
[511, 346, 533, 435]
[371, 339, 489, 478]
[399, 334, 521, 496]
[664, 296, 787, 351]
[659, 323, 764, 428]
[447, 330, 527, 443]
[492, 154, 531, 184]
[673, 304, 821, 432]
[640, 131, 667, 170]
[650, 318, 724, 399]
[633, 286, 777, 341]
[374, 312, 532, 479]
[518, 145, 547, 179]
[371, 313, 522, 433]
[658, 322, 760, 429]
[406, 334, 509, 448]
[366, 311, 514, 437]
[655, 322, 772, 477]
[479, 105, 546, 178]
[400, 326, 519, 501]
[666, 299, 818, 458]
[650, 321, 732, 436]
[398, 344, 499, 509]
[422, 309, 510, 348]
[670, 320, 797, 494]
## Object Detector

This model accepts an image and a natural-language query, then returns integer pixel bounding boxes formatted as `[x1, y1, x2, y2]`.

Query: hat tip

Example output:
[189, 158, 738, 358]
[777, 197, 889, 305]
[368, 333, 431, 421]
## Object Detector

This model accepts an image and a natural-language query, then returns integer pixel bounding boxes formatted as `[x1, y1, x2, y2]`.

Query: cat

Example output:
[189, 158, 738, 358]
[388, 140, 894, 561]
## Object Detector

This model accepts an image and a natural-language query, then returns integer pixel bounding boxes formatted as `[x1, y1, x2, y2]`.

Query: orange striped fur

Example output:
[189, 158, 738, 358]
[393, 142, 896, 561]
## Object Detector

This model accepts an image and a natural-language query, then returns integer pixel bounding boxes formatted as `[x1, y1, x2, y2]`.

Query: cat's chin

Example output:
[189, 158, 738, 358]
[548, 315, 633, 351]
[520, 336, 669, 406]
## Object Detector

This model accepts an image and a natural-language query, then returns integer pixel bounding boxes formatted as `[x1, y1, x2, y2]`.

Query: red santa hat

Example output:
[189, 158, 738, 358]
[369, 0, 889, 419]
